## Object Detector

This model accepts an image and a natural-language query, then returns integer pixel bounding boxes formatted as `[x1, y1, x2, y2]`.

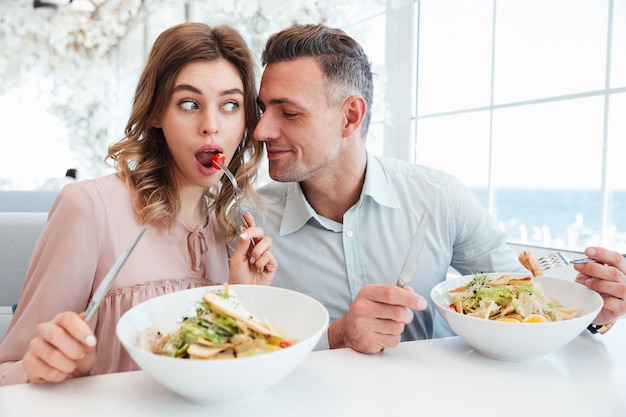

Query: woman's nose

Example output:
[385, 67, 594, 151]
[200, 109, 219, 136]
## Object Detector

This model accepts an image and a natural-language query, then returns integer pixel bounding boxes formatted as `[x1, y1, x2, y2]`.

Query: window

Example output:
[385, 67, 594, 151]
[2, 0, 623, 256]
[401, 0, 626, 252]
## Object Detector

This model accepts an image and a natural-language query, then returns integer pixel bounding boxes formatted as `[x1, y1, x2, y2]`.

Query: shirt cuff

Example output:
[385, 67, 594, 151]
[313, 323, 331, 351]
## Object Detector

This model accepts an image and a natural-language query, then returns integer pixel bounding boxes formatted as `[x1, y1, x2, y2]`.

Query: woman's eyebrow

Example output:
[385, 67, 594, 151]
[173, 84, 202, 95]
[221, 88, 244, 96]
[172, 85, 244, 97]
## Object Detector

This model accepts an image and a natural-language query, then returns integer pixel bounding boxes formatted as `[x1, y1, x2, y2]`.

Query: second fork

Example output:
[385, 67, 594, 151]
[537, 252, 626, 271]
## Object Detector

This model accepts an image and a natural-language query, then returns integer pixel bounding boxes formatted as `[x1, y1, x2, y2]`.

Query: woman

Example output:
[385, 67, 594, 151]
[0, 22, 276, 385]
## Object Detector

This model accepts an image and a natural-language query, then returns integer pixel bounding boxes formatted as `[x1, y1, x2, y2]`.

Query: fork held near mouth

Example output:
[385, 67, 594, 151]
[212, 153, 255, 246]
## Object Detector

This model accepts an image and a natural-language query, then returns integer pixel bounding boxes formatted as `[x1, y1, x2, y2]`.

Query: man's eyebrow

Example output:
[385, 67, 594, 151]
[256, 97, 298, 107]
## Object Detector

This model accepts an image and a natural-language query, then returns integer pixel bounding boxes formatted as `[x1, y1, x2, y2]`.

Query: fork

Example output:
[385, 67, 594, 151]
[536, 252, 626, 271]
[212, 156, 255, 246]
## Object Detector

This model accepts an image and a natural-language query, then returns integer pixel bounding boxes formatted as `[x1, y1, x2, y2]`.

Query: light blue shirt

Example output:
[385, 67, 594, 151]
[240, 154, 522, 349]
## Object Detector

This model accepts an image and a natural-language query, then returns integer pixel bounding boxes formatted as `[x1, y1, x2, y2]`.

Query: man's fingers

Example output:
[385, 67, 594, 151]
[361, 284, 428, 311]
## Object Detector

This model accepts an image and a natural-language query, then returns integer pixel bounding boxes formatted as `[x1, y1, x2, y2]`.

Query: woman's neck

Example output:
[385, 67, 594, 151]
[178, 187, 208, 229]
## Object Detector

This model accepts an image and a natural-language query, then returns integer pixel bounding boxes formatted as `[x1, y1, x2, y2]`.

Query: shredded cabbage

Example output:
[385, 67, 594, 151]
[136, 287, 296, 359]
[449, 273, 580, 322]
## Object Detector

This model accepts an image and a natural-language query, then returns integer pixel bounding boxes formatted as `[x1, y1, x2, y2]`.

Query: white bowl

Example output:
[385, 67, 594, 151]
[116, 285, 329, 403]
[430, 273, 603, 361]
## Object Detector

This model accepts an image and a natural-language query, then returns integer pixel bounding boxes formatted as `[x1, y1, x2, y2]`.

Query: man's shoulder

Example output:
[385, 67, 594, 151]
[372, 155, 456, 183]
[256, 181, 291, 205]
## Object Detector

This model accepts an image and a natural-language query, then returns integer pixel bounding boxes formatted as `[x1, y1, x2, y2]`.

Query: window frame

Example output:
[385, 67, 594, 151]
[381, 0, 625, 251]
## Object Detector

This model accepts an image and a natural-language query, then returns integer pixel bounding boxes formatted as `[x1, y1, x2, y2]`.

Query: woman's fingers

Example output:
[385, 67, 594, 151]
[23, 311, 97, 383]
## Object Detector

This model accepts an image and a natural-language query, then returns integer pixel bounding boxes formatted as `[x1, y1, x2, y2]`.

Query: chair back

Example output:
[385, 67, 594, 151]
[0, 212, 48, 341]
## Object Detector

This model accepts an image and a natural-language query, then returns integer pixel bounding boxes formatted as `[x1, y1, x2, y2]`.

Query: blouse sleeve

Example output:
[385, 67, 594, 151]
[0, 182, 102, 385]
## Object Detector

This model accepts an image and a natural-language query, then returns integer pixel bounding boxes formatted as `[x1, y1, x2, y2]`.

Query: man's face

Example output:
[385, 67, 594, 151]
[254, 57, 346, 183]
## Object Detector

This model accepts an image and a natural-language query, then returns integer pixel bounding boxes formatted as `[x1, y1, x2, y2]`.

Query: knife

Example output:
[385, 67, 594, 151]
[396, 211, 428, 288]
[84, 226, 147, 322]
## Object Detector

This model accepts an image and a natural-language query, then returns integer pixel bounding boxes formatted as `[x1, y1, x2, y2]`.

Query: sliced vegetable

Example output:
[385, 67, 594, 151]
[137, 284, 297, 360]
[448, 273, 582, 323]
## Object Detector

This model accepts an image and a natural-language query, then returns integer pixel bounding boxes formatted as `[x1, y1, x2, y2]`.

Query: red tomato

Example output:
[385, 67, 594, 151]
[212, 153, 226, 169]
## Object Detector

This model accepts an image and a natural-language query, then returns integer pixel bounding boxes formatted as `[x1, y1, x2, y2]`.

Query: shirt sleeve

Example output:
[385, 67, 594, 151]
[446, 175, 522, 275]
[0, 182, 101, 385]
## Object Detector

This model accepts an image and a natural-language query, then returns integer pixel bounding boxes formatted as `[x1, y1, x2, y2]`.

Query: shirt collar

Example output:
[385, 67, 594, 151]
[278, 153, 401, 235]
[279, 182, 316, 236]
[362, 153, 402, 210]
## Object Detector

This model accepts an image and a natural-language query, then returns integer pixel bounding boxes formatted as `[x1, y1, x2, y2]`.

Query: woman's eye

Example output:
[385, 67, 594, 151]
[223, 101, 239, 113]
[180, 100, 198, 111]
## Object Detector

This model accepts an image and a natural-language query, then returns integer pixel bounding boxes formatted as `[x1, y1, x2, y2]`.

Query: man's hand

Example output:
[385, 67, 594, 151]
[327, 284, 428, 353]
[574, 247, 626, 325]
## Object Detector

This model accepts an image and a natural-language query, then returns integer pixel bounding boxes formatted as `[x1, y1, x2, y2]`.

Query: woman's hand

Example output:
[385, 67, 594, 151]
[22, 311, 97, 384]
[228, 212, 277, 286]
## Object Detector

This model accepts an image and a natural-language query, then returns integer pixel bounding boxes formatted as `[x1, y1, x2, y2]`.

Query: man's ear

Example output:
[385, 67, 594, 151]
[342, 95, 366, 137]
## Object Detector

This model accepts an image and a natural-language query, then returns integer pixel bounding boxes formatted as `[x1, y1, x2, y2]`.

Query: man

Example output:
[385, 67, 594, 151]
[247, 23, 625, 353]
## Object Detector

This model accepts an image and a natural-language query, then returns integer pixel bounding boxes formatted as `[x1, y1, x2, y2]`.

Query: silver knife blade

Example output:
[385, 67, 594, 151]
[396, 211, 428, 288]
[84, 226, 147, 322]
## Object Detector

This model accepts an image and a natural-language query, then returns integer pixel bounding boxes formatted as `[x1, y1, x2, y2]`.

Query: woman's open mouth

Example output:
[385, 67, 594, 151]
[195, 150, 219, 168]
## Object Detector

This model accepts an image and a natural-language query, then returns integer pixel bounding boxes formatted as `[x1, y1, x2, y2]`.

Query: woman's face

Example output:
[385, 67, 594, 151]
[154, 59, 246, 191]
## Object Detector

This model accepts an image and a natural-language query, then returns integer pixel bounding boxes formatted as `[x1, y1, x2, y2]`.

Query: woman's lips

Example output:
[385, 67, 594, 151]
[195, 150, 217, 167]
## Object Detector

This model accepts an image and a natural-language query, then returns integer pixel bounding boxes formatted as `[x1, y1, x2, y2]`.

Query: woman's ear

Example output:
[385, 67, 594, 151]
[152, 118, 162, 128]
[342, 95, 366, 138]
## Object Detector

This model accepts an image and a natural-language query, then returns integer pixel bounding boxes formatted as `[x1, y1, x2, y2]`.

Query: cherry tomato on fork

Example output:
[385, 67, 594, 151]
[212, 153, 226, 169]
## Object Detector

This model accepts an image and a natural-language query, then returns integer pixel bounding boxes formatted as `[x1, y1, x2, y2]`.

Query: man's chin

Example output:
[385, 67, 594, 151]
[268, 166, 301, 183]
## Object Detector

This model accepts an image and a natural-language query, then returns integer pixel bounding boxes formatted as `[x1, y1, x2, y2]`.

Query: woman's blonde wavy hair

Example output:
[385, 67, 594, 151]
[106, 23, 263, 242]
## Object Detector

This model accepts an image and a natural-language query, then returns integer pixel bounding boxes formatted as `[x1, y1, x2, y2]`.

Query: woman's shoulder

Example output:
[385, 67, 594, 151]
[59, 174, 127, 201]
[69, 173, 126, 193]
[50, 174, 132, 219]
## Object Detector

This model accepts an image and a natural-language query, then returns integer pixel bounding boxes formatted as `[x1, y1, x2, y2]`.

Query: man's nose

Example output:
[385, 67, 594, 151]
[254, 111, 276, 142]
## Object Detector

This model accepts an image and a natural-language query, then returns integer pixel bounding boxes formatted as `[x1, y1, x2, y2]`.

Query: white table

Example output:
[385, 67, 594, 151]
[1, 324, 624, 417]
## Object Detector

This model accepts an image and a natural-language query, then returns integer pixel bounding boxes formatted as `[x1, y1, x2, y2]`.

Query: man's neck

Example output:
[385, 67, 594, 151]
[300, 153, 367, 223]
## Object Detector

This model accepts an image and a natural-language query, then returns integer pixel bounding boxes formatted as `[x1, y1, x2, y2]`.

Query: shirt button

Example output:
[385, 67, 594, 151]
[353, 276, 361, 283]
[346, 230, 353, 237]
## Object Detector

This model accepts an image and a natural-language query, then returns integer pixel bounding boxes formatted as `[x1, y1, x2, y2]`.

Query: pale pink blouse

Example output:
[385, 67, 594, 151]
[0, 174, 229, 385]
